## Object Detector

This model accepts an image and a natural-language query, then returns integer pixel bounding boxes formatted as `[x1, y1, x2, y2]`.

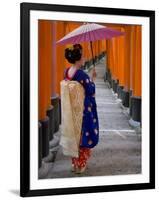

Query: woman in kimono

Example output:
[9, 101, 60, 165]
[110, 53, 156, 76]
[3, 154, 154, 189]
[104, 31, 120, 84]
[64, 44, 99, 173]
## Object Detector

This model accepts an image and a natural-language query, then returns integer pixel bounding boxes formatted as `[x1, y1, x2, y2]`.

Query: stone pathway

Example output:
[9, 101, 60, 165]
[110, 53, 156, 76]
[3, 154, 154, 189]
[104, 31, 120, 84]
[40, 57, 141, 179]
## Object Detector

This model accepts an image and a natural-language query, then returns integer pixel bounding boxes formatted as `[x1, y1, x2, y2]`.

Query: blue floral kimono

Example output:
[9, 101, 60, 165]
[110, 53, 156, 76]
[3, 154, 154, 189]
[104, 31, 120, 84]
[64, 67, 99, 149]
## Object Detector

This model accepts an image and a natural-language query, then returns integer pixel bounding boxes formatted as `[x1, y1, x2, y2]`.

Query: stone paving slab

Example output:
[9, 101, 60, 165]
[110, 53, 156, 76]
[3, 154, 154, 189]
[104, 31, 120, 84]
[45, 131, 141, 179]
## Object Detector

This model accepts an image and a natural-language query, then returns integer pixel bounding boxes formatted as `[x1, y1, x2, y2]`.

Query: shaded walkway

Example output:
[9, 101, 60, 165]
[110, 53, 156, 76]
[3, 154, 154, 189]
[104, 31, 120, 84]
[41, 57, 141, 179]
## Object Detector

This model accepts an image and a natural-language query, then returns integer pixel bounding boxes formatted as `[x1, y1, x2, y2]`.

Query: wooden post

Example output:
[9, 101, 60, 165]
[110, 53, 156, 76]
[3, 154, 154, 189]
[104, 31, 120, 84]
[124, 26, 131, 91]
[134, 25, 142, 97]
[38, 20, 53, 120]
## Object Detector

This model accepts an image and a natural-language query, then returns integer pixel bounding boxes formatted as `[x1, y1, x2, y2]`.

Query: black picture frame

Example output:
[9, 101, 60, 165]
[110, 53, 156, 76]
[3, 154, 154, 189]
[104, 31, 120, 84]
[20, 2, 155, 197]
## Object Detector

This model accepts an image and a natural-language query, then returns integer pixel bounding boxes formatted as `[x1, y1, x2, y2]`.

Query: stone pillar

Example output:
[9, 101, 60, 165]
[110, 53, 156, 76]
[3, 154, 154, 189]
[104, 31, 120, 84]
[38, 122, 42, 168]
[112, 79, 118, 93]
[117, 85, 124, 99]
[131, 96, 141, 122]
[51, 94, 60, 133]
[43, 94, 61, 163]
[46, 105, 54, 141]
[121, 89, 130, 107]
[39, 116, 49, 158]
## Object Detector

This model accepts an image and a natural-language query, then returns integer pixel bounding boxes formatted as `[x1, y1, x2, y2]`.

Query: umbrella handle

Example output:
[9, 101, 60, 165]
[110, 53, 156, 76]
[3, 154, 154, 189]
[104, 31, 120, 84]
[90, 41, 95, 68]
[90, 41, 97, 81]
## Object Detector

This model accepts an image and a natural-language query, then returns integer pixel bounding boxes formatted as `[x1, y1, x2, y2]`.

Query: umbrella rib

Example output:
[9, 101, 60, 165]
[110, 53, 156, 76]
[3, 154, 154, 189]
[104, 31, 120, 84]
[88, 25, 95, 41]
[97, 29, 110, 40]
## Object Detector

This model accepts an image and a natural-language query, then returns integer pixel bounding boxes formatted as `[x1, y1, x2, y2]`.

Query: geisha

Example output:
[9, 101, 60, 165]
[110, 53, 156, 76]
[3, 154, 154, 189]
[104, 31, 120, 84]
[61, 43, 99, 174]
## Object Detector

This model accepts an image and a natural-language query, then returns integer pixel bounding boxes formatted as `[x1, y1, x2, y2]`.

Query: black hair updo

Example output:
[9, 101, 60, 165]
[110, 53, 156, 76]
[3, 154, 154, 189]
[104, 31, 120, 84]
[65, 44, 82, 64]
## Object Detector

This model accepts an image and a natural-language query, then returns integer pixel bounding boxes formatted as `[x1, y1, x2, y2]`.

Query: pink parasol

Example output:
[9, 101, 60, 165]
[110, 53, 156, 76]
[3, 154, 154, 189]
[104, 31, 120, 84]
[56, 23, 124, 68]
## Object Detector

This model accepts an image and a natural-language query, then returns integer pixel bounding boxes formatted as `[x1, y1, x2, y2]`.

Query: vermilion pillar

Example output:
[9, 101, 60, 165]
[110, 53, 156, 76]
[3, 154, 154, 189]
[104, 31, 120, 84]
[106, 40, 111, 71]
[55, 21, 66, 95]
[110, 39, 115, 79]
[129, 25, 142, 97]
[52, 21, 57, 95]
[38, 20, 53, 120]
[87, 42, 92, 61]
[64, 22, 71, 69]
[118, 29, 125, 87]
[124, 26, 131, 91]
[130, 25, 136, 93]
[134, 26, 142, 97]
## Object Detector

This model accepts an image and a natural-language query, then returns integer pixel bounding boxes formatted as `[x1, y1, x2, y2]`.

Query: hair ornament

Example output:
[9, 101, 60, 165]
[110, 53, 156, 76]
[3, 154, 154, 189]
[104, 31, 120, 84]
[66, 44, 74, 50]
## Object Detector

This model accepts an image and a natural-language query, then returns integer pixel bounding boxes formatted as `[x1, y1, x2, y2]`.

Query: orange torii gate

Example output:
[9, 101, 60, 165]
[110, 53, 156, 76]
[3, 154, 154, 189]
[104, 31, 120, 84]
[38, 20, 142, 125]
[105, 23, 141, 122]
[37, 20, 142, 168]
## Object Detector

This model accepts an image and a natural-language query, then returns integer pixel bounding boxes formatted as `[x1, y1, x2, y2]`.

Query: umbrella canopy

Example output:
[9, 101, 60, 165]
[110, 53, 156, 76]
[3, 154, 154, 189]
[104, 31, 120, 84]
[56, 23, 124, 45]
[56, 23, 124, 75]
